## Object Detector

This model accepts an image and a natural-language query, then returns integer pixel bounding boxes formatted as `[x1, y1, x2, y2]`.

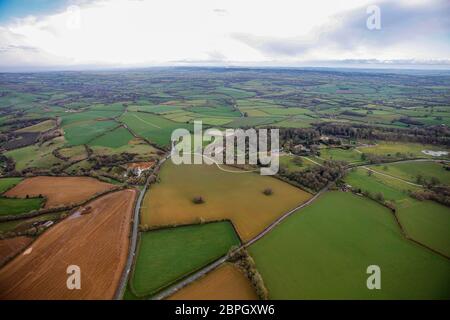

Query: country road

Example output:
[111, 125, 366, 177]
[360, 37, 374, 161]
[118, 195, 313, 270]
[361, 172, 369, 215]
[114, 155, 169, 300]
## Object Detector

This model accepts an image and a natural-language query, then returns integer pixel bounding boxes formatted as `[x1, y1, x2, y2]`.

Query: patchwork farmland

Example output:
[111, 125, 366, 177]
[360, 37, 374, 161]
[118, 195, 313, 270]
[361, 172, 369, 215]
[344, 163, 450, 258]
[0, 68, 449, 302]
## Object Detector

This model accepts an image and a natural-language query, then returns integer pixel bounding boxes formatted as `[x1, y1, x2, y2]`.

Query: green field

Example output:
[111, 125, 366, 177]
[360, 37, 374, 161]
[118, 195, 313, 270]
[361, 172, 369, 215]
[128, 104, 184, 114]
[357, 142, 450, 159]
[89, 126, 134, 148]
[5, 137, 65, 171]
[191, 117, 234, 126]
[15, 119, 55, 133]
[89, 139, 158, 158]
[0, 178, 23, 194]
[262, 107, 312, 116]
[60, 110, 122, 126]
[371, 161, 450, 185]
[345, 165, 450, 257]
[319, 147, 363, 164]
[0, 197, 44, 216]
[0, 211, 63, 234]
[89, 103, 126, 112]
[214, 87, 256, 99]
[249, 192, 450, 299]
[63, 120, 118, 146]
[188, 105, 241, 118]
[397, 200, 450, 257]
[344, 167, 417, 202]
[120, 111, 193, 147]
[225, 116, 282, 128]
[275, 117, 314, 128]
[57, 145, 88, 161]
[131, 221, 240, 297]
[279, 155, 315, 172]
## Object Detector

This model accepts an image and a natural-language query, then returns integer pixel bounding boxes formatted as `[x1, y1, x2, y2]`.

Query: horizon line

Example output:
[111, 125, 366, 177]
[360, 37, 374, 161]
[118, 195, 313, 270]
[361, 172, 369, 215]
[1, 64, 450, 74]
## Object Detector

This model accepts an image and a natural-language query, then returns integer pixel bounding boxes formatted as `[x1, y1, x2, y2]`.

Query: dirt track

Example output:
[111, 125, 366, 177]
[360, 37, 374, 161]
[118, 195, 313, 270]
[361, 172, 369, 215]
[0, 189, 137, 299]
[4, 176, 115, 208]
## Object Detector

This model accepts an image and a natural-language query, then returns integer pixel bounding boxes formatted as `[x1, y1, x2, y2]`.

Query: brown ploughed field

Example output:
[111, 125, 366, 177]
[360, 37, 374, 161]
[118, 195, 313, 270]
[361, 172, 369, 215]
[0, 189, 137, 299]
[4, 176, 115, 208]
[168, 263, 258, 300]
[0, 236, 33, 266]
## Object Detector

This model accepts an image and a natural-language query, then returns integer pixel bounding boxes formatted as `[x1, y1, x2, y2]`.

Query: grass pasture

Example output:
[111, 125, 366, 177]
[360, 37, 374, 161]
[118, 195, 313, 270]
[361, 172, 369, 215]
[191, 117, 234, 126]
[262, 107, 312, 116]
[15, 119, 55, 133]
[128, 104, 185, 114]
[57, 145, 88, 162]
[89, 126, 134, 149]
[90, 138, 159, 158]
[214, 87, 256, 99]
[357, 142, 450, 159]
[141, 161, 312, 242]
[5, 136, 65, 171]
[131, 221, 240, 297]
[60, 110, 122, 126]
[188, 106, 241, 118]
[279, 155, 315, 173]
[0, 211, 64, 234]
[344, 167, 416, 202]
[63, 120, 118, 146]
[239, 108, 271, 117]
[345, 165, 450, 258]
[0, 178, 23, 194]
[0, 197, 44, 216]
[275, 117, 314, 128]
[371, 161, 450, 185]
[120, 111, 193, 147]
[397, 200, 450, 257]
[225, 116, 282, 128]
[88, 103, 126, 112]
[319, 147, 363, 164]
[249, 192, 450, 299]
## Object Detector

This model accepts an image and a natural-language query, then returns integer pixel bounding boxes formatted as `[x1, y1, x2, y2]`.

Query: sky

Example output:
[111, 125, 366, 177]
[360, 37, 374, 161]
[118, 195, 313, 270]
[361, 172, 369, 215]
[0, 0, 449, 71]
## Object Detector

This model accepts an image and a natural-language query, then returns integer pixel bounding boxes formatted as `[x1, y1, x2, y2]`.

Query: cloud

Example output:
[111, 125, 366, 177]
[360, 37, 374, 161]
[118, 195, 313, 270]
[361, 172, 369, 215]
[213, 8, 228, 16]
[231, 0, 450, 61]
[0, 0, 449, 70]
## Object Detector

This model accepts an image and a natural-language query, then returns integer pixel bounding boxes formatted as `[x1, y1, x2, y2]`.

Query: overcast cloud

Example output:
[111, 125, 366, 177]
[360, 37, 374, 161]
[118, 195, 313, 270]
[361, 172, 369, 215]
[0, 0, 449, 71]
